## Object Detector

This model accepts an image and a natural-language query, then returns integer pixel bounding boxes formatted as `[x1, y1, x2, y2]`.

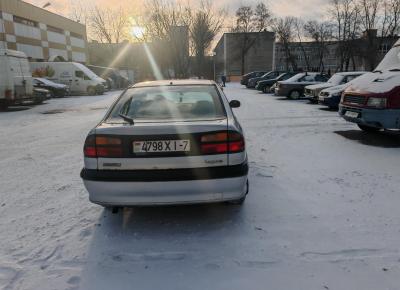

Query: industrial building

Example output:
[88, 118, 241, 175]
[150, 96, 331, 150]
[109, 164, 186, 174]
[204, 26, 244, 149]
[0, 0, 87, 62]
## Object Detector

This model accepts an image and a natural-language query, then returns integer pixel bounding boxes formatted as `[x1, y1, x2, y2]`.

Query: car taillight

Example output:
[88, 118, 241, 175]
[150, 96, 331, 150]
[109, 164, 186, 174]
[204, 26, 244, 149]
[200, 131, 244, 154]
[83, 135, 123, 158]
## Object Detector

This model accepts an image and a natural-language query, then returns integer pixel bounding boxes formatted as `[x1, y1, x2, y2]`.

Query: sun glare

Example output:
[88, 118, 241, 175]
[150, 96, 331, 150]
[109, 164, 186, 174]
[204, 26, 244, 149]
[131, 26, 145, 39]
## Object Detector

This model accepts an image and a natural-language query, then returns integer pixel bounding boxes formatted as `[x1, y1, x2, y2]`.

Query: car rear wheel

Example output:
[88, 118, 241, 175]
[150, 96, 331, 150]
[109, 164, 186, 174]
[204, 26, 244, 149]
[288, 90, 301, 99]
[87, 86, 96, 95]
[358, 124, 381, 132]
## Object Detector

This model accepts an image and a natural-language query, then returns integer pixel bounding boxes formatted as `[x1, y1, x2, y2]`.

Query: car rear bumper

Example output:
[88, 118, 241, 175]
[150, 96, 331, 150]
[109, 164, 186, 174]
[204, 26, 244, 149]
[339, 106, 400, 129]
[319, 95, 340, 108]
[81, 163, 248, 206]
[304, 93, 316, 101]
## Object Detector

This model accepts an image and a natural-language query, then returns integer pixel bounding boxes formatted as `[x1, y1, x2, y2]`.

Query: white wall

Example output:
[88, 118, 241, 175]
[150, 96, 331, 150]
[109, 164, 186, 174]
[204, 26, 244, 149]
[14, 23, 41, 40]
[47, 31, 66, 44]
[0, 41, 7, 49]
[49, 48, 67, 59]
[70, 37, 85, 48]
[72, 51, 86, 62]
[16, 43, 43, 59]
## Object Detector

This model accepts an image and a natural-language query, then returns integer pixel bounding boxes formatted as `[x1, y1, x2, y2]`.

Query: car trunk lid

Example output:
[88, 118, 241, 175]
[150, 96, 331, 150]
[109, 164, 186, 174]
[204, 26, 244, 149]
[94, 119, 229, 170]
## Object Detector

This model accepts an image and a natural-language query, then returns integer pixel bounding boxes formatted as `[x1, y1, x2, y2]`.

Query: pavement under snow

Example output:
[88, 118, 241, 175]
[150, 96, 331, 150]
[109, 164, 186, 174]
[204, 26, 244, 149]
[1, 84, 400, 290]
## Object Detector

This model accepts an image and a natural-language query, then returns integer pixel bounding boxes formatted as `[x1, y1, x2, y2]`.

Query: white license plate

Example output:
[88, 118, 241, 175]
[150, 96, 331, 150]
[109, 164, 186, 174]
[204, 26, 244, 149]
[318, 96, 324, 101]
[133, 140, 190, 153]
[345, 111, 359, 118]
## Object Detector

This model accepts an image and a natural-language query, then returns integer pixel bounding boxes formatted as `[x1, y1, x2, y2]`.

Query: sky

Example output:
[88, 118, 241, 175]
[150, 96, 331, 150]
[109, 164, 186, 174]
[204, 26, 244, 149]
[25, 0, 331, 21]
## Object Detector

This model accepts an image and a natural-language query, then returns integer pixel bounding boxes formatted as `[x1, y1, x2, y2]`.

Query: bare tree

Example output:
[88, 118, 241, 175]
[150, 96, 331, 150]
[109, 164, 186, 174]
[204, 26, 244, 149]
[88, 6, 130, 43]
[272, 17, 297, 71]
[329, 0, 361, 71]
[358, 0, 381, 70]
[68, 0, 88, 24]
[142, 0, 192, 78]
[190, 1, 225, 77]
[232, 2, 273, 75]
[304, 20, 334, 72]
[293, 18, 310, 71]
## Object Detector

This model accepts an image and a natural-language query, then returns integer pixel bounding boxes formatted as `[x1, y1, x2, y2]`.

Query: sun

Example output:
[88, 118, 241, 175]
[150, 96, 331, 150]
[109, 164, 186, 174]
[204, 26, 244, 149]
[131, 26, 146, 39]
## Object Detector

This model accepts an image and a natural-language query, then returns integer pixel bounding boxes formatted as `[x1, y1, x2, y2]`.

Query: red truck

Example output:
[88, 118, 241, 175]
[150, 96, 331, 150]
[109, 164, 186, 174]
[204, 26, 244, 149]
[339, 40, 400, 132]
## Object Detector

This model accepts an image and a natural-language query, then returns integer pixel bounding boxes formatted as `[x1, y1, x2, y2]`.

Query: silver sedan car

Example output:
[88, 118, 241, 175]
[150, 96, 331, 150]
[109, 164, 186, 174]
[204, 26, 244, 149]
[80, 80, 249, 208]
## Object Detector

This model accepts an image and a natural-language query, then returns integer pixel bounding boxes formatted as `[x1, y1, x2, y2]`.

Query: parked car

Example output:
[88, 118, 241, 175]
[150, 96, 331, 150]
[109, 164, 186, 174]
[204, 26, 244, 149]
[33, 77, 69, 98]
[275, 73, 329, 99]
[339, 39, 400, 132]
[87, 65, 130, 89]
[30, 62, 106, 95]
[256, 72, 296, 93]
[33, 87, 51, 104]
[318, 73, 366, 109]
[80, 79, 249, 208]
[246, 71, 282, 88]
[305, 72, 366, 103]
[0, 49, 34, 110]
[269, 82, 278, 93]
[240, 71, 267, 86]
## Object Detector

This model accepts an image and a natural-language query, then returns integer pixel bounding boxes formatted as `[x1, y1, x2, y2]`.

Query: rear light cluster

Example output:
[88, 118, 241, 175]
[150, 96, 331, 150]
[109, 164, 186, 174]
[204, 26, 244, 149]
[200, 132, 244, 154]
[84, 135, 122, 158]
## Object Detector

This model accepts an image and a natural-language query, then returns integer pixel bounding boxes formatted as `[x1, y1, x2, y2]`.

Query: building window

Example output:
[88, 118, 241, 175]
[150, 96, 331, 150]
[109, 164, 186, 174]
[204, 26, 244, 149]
[13, 15, 37, 27]
[379, 43, 390, 53]
[47, 25, 64, 34]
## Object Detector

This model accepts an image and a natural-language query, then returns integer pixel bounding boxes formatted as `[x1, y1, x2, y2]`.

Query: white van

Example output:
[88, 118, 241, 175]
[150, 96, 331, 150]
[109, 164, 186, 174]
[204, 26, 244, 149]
[0, 49, 34, 109]
[30, 62, 106, 95]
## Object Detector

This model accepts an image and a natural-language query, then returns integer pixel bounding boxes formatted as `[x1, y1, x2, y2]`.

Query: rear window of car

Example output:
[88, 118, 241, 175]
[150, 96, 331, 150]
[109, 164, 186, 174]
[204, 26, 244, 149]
[107, 85, 226, 122]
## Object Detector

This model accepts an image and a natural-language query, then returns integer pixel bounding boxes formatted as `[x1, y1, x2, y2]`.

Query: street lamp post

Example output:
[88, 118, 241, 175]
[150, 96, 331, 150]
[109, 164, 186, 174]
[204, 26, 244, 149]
[42, 2, 51, 9]
[212, 51, 216, 82]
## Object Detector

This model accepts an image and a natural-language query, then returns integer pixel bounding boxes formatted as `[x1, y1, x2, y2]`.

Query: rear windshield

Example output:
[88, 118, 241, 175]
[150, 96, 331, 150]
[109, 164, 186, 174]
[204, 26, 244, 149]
[107, 85, 226, 122]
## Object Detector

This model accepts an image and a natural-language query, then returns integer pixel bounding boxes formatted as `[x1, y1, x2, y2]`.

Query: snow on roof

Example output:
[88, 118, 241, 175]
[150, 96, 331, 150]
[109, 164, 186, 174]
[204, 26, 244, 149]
[336, 71, 368, 76]
[0, 49, 28, 58]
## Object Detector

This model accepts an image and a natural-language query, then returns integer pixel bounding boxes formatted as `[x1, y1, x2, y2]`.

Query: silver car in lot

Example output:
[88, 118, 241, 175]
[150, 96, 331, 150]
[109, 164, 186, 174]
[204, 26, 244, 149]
[81, 80, 249, 207]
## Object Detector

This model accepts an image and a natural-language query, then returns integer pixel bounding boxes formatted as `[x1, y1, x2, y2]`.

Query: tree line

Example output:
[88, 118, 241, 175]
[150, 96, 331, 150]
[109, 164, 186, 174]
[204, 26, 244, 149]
[69, 0, 400, 77]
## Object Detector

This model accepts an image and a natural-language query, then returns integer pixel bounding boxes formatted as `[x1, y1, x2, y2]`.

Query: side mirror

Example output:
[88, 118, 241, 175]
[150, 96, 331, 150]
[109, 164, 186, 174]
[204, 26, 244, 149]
[229, 100, 241, 108]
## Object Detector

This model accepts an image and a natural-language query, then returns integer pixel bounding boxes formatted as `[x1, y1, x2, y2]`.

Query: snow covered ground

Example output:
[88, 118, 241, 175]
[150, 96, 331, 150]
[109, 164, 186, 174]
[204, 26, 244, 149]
[1, 84, 400, 290]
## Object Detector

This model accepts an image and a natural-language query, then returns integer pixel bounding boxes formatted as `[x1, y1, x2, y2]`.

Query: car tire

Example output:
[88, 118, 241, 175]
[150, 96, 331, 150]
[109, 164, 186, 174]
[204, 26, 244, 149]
[95, 85, 104, 95]
[87, 86, 96, 95]
[288, 90, 302, 99]
[57, 91, 66, 98]
[358, 124, 381, 132]
[33, 96, 44, 105]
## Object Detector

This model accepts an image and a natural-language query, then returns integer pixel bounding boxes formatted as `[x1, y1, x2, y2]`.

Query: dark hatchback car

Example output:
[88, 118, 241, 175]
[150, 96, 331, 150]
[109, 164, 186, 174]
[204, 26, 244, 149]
[240, 71, 267, 86]
[33, 77, 69, 98]
[246, 71, 282, 88]
[256, 72, 296, 93]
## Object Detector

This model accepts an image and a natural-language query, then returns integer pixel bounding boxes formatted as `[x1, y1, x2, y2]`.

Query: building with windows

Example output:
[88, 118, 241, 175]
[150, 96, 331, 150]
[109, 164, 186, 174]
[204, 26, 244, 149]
[0, 0, 87, 62]
[274, 32, 398, 73]
[213, 31, 275, 81]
